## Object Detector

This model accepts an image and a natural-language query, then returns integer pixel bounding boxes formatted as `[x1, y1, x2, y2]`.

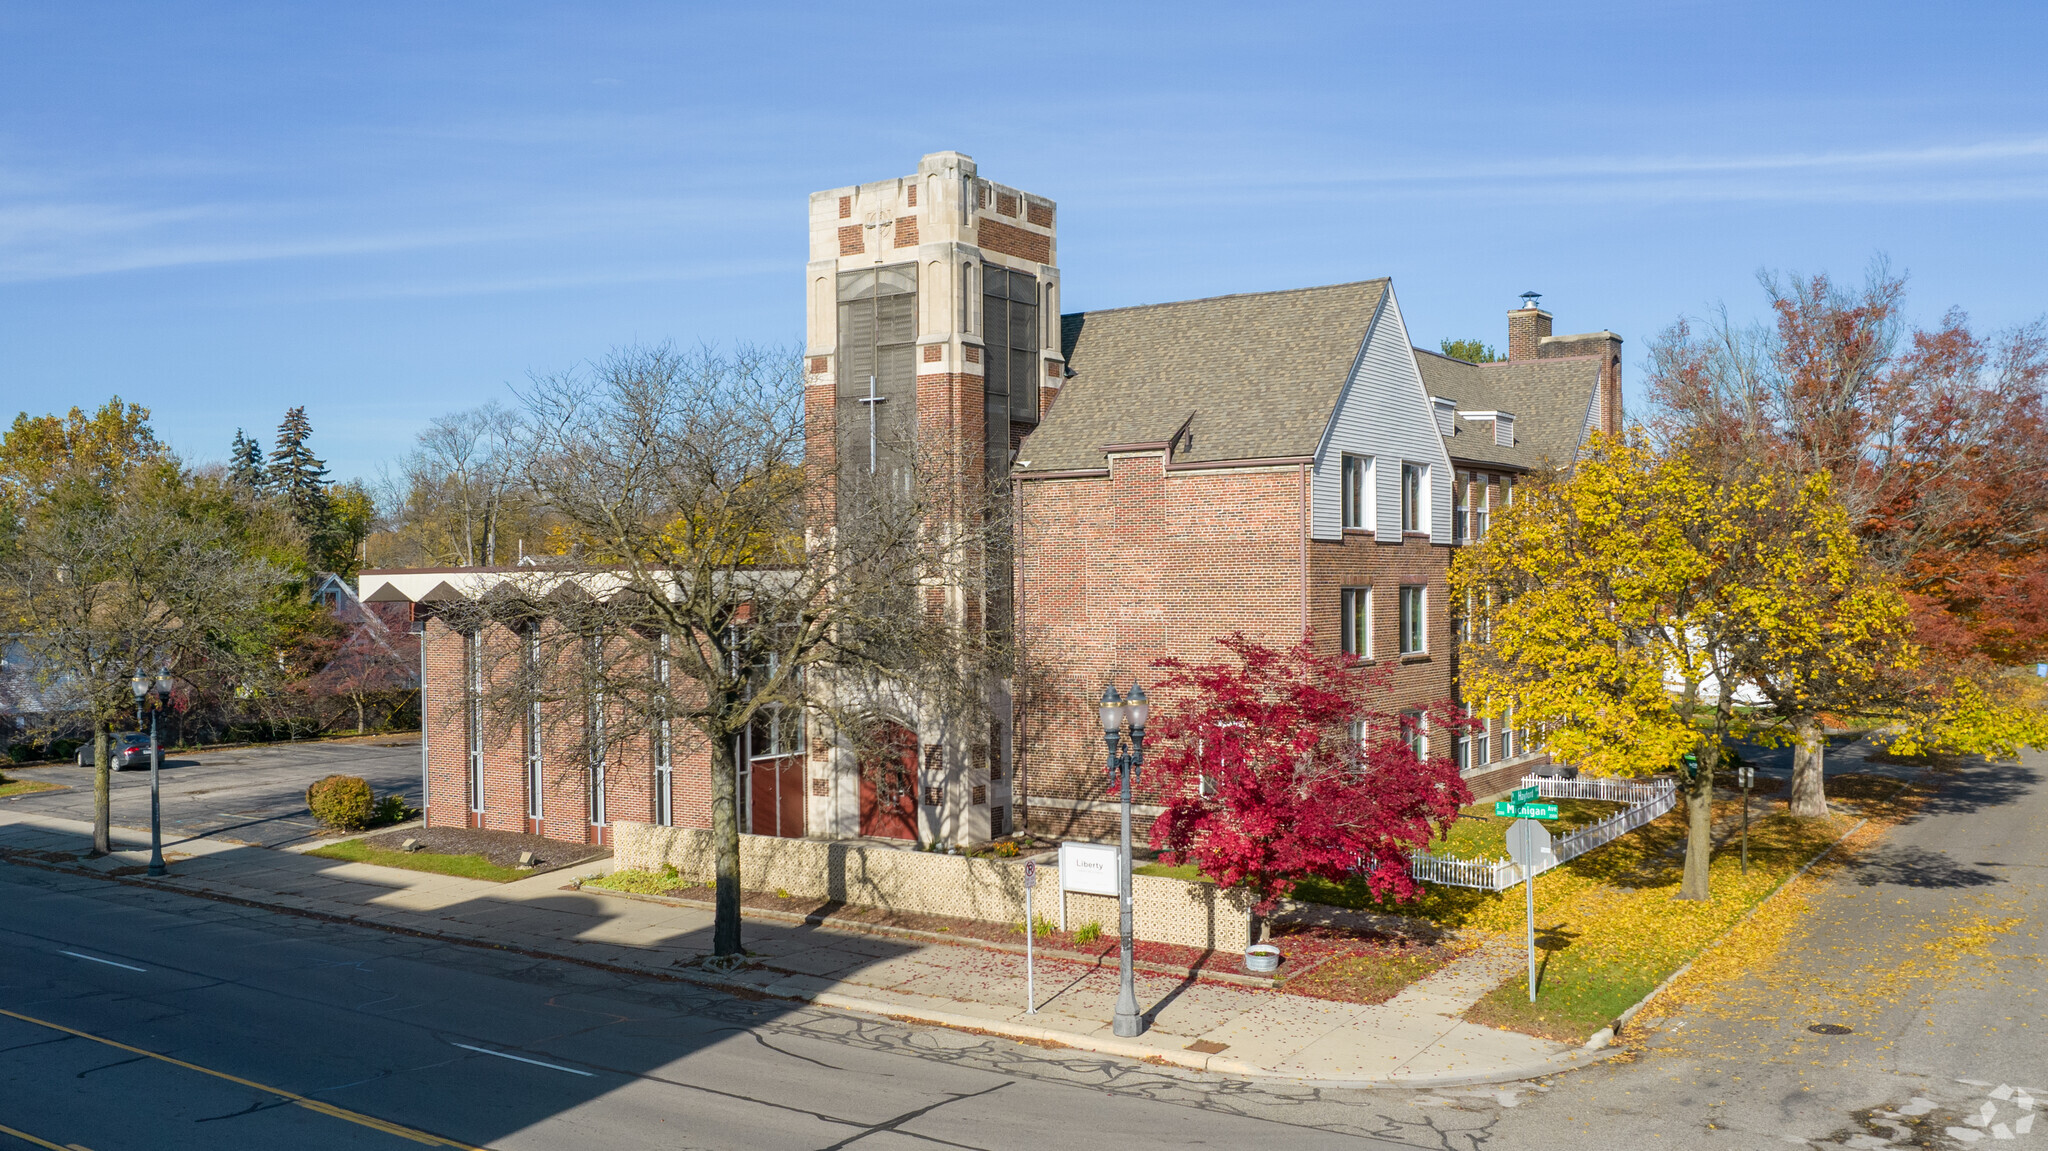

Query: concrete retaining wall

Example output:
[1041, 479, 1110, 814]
[613, 822, 1255, 951]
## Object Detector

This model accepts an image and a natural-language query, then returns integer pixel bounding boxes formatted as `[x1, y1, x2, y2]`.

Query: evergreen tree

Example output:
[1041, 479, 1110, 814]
[269, 407, 343, 571]
[229, 428, 268, 491]
[268, 407, 329, 513]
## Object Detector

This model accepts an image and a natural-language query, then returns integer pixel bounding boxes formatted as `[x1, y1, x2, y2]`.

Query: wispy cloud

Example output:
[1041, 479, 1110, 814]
[0, 191, 783, 285]
[1090, 134, 2048, 204]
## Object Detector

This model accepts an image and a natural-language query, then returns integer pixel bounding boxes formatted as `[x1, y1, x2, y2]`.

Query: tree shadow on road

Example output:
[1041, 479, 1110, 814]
[1843, 843, 2004, 889]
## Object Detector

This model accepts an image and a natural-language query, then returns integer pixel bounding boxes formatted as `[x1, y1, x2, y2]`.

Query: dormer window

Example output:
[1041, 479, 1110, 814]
[1432, 396, 1457, 437]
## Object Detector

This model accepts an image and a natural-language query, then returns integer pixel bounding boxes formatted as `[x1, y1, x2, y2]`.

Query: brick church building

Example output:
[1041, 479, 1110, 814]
[360, 150, 1620, 847]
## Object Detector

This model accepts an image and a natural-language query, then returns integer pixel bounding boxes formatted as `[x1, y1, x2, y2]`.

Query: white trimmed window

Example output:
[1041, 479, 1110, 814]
[655, 633, 672, 827]
[1341, 454, 1372, 530]
[1453, 471, 1469, 541]
[525, 630, 542, 825]
[1340, 587, 1371, 658]
[1401, 463, 1425, 532]
[466, 631, 483, 814]
[1399, 585, 1426, 654]
[1473, 475, 1491, 539]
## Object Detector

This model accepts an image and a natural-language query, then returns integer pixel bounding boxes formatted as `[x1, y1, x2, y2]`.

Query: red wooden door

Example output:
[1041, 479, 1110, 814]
[858, 723, 919, 840]
[748, 755, 806, 838]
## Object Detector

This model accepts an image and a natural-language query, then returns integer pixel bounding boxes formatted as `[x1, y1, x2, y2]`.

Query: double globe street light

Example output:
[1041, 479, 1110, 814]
[1098, 682, 1149, 1038]
[129, 668, 173, 878]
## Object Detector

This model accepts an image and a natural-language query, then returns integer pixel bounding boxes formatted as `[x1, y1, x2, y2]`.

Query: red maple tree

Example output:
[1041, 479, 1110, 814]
[1144, 633, 1472, 913]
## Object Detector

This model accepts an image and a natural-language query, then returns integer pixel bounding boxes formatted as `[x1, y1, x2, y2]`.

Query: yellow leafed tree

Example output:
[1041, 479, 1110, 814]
[1452, 438, 1914, 900]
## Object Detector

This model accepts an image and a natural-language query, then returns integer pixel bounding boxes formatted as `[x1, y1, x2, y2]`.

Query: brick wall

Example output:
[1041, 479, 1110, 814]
[838, 224, 863, 256]
[1305, 532, 1454, 711]
[1016, 456, 1307, 841]
[419, 615, 725, 845]
[1017, 456, 1471, 842]
[976, 217, 1050, 265]
[893, 215, 918, 247]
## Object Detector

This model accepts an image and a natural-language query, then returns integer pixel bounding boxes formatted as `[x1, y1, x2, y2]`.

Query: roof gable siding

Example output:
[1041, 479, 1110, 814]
[1310, 287, 1454, 542]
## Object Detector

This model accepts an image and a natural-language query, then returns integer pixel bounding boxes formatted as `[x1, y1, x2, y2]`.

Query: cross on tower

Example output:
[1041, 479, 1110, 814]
[856, 374, 887, 474]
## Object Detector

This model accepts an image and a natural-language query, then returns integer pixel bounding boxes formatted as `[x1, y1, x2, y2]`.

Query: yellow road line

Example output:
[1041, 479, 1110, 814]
[0, 1007, 486, 1149]
[0, 1118, 87, 1150]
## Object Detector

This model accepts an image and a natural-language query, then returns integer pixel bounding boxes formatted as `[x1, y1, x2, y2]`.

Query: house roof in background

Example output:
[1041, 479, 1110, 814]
[1413, 348, 1602, 471]
[1017, 279, 1389, 474]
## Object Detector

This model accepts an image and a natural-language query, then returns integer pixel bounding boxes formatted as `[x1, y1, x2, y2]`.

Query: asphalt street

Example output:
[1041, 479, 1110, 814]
[0, 744, 2039, 1150]
[4, 738, 422, 849]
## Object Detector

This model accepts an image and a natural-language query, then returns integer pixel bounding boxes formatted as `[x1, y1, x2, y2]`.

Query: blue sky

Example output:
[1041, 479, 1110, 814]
[3, 1, 2044, 482]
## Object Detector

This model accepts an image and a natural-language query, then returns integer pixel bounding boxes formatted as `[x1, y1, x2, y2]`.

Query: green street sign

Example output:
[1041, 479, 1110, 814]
[1510, 786, 1540, 803]
[1496, 801, 1559, 819]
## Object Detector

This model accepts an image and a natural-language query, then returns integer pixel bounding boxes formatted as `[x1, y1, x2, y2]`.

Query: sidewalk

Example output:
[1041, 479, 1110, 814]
[0, 809, 1612, 1087]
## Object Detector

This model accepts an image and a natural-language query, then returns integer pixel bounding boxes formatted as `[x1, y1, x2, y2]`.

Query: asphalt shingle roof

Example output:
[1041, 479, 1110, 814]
[1413, 348, 1602, 472]
[1016, 280, 1388, 474]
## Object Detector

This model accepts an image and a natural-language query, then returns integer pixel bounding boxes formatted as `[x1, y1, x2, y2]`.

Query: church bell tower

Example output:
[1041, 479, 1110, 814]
[804, 151, 1062, 844]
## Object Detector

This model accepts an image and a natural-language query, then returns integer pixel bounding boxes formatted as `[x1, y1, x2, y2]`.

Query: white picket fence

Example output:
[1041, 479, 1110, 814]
[1406, 774, 1679, 892]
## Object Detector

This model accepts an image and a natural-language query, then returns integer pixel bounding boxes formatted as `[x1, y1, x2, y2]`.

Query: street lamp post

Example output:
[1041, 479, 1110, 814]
[130, 669, 172, 878]
[1099, 682, 1149, 1039]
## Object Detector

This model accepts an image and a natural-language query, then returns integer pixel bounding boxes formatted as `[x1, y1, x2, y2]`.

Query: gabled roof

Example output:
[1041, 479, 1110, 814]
[1017, 280, 1389, 474]
[1412, 348, 1604, 471]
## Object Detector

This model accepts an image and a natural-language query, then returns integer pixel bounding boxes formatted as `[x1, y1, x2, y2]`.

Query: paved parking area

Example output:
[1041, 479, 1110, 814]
[3, 736, 421, 848]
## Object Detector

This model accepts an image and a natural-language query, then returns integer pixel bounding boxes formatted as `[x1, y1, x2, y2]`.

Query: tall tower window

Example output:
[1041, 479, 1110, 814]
[837, 265, 918, 480]
[982, 265, 1040, 479]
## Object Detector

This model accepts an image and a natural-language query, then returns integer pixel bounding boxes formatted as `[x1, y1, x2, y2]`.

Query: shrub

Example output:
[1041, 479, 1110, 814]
[1074, 921, 1102, 945]
[371, 793, 417, 826]
[306, 774, 376, 830]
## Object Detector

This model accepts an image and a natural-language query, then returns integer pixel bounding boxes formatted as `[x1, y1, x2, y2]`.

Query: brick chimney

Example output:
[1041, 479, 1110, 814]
[1508, 303, 1552, 360]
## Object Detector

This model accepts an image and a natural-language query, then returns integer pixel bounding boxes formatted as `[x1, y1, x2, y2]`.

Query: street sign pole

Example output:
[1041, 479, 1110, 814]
[1738, 764, 1754, 876]
[1525, 863, 1536, 1002]
[1023, 860, 1038, 1014]
[1505, 818, 1552, 1004]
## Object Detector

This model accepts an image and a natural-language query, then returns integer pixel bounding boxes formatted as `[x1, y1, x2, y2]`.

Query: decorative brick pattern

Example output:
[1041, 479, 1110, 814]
[922, 344, 941, 363]
[976, 218, 1050, 264]
[906, 184, 916, 207]
[997, 192, 1019, 217]
[1027, 201, 1053, 227]
[838, 224, 864, 255]
[838, 195, 851, 219]
[965, 345, 981, 364]
[811, 777, 829, 797]
[971, 784, 987, 806]
[893, 215, 918, 247]
[1046, 359, 1061, 376]
[808, 356, 827, 375]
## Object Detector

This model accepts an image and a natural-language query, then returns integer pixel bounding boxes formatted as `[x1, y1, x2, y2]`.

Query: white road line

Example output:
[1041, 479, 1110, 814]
[60, 951, 146, 973]
[449, 1043, 594, 1076]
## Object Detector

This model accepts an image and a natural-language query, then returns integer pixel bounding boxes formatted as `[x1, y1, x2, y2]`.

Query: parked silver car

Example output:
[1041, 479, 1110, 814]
[75, 734, 155, 770]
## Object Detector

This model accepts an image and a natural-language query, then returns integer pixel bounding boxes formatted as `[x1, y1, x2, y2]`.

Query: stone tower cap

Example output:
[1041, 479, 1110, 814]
[919, 151, 977, 178]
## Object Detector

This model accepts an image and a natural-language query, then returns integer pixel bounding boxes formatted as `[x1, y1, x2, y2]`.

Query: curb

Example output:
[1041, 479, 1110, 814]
[1, 845, 1605, 1088]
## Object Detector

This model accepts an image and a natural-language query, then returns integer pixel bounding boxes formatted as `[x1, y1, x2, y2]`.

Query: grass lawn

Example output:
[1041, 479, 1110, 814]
[1458, 805, 1855, 1041]
[306, 838, 527, 882]
[1138, 775, 1914, 1043]
[0, 778, 66, 799]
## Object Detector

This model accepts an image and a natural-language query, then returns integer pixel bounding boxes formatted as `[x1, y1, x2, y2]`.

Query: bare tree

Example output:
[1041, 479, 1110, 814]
[449, 344, 1010, 958]
[378, 403, 530, 567]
